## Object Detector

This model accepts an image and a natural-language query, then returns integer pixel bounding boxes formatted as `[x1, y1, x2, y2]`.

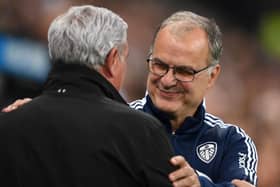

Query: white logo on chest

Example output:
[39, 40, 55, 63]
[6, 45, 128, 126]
[196, 142, 217, 163]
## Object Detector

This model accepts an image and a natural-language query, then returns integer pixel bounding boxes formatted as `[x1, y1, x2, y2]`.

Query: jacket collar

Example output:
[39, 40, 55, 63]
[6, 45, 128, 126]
[43, 61, 127, 105]
[143, 95, 205, 134]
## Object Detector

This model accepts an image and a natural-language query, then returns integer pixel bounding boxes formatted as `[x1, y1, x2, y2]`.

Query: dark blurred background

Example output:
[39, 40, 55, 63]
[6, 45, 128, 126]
[1, 0, 280, 186]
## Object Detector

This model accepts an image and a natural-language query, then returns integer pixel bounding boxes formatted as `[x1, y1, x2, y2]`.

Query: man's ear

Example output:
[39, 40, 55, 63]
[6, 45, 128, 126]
[99, 48, 119, 79]
[207, 64, 221, 88]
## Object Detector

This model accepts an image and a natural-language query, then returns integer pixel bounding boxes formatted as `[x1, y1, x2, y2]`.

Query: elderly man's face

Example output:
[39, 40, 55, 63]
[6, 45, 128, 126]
[147, 26, 220, 119]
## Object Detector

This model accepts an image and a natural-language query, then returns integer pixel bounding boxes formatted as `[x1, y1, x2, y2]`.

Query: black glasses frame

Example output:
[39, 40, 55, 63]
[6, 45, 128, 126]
[146, 58, 216, 82]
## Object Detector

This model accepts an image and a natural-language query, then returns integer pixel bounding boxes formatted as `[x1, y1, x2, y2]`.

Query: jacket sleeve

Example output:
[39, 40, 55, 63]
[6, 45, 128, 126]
[138, 118, 176, 187]
[198, 176, 234, 187]
[197, 126, 258, 187]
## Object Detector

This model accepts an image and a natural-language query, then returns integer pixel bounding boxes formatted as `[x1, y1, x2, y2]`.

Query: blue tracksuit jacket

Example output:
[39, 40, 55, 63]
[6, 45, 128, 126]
[130, 95, 258, 187]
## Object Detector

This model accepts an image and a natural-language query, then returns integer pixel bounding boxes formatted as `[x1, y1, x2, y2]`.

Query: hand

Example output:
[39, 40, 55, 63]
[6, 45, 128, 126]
[232, 179, 255, 187]
[169, 155, 200, 187]
[1, 98, 32, 112]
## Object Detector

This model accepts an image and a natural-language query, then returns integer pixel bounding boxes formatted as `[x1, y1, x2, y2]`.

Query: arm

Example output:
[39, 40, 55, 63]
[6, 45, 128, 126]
[169, 126, 257, 187]
[216, 126, 257, 185]
[137, 117, 176, 187]
[169, 156, 256, 187]
[1, 98, 32, 112]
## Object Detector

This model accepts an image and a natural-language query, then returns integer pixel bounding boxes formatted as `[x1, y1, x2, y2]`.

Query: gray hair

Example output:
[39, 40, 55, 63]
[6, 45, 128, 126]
[48, 5, 128, 69]
[150, 11, 222, 65]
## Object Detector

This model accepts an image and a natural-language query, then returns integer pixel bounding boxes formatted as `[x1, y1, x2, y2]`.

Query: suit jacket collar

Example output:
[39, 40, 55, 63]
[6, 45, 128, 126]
[43, 61, 127, 105]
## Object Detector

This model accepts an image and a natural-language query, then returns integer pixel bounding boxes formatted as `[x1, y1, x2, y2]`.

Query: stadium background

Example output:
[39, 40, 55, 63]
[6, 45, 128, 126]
[1, 0, 280, 186]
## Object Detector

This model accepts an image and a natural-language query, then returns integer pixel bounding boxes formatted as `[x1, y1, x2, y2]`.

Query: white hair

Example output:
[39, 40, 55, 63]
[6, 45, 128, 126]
[48, 5, 128, 69]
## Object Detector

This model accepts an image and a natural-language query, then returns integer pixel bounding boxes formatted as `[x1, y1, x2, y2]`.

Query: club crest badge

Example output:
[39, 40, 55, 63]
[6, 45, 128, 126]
[196, 142, 217, 163]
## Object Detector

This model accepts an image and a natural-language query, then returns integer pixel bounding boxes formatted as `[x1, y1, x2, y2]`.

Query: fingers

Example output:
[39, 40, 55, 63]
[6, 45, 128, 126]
[231, 179, 255, 187]
[169, 155, 200, 187]
[170, 155, 188, 167]
[1, 98, 32, 112]
[172, 174, 200, 187]
[169, 155, 188, 181]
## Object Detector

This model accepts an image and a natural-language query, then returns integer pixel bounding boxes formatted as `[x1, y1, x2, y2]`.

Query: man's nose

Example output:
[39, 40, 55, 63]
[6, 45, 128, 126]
[160, 68, 177, 85]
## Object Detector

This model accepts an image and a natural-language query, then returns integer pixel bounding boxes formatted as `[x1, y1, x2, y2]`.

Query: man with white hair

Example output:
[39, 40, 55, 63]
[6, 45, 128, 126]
[0, 5, 176, 186]
[2, 7, 257, 187]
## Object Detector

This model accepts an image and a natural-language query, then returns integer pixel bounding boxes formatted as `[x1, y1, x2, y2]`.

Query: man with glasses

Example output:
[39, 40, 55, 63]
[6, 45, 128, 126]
[130, 11, 257, 187]
[2, 10, 257, 187]
[146, 58, 217, 82]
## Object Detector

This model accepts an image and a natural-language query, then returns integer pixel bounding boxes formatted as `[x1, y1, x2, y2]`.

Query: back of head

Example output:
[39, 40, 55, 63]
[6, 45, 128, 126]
[151, 11, 223, 65]
[48, 5, 128, 69]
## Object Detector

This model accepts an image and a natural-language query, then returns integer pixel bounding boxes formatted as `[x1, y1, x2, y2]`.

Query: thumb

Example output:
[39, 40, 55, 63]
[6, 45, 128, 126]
[231, 179, 254, 187]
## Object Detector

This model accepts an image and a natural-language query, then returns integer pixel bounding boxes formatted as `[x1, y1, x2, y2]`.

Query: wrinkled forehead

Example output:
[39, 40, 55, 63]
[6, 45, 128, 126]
[153, 26, 210, 66]
[162, 22, 207, 40]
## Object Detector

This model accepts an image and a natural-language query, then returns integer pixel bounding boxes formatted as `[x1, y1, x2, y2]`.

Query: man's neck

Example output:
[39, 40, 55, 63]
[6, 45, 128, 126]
[169, 108, 196, 131]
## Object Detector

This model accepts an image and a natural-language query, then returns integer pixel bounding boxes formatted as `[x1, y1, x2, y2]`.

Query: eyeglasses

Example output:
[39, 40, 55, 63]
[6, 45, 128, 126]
[147, 58, 216, 82]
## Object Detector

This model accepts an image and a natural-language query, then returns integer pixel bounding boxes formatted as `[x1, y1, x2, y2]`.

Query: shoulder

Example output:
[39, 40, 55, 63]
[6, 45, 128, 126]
[118, 101, 162, 129]
[0, 99, 41, 126]
[101, 97, 161, 129]
[0, 107, 36, 140]
[106, 99, 170, 150]
[204, 112, 247, 137]
[204, 112, 257, 151]
[129, 97, 147, 110]
[203, 112, 257, 148]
